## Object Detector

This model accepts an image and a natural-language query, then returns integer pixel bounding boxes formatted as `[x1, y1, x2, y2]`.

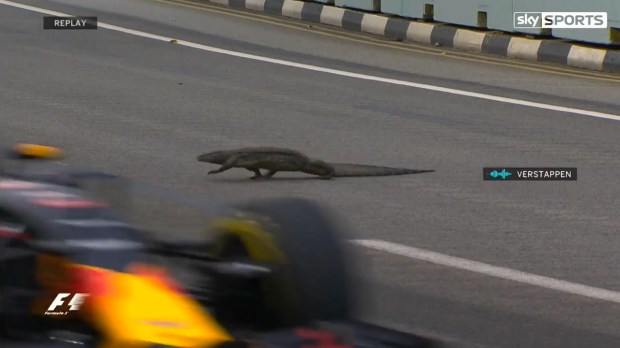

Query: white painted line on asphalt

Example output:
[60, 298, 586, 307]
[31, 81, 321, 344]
[352, 239, 620, 304]
[2, 0, 620, 123]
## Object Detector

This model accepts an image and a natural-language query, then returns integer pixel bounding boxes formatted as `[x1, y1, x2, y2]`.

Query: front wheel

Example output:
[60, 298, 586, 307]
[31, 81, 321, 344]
[231, 197, 354, 327]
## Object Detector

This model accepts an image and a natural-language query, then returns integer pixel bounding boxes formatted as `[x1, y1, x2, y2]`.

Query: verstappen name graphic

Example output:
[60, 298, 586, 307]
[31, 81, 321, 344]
[45, 293, 89, 315]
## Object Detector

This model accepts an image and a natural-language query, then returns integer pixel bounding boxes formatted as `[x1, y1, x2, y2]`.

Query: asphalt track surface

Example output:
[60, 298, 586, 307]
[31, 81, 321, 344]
[1, 0, 620, 346]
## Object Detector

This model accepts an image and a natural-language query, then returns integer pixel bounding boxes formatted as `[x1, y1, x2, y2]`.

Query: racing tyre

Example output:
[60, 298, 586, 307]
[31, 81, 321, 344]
[234, 197, 353, 327]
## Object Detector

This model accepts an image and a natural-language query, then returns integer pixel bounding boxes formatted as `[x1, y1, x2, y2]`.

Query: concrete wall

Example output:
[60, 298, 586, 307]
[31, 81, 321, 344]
[339, 0, 619, 45]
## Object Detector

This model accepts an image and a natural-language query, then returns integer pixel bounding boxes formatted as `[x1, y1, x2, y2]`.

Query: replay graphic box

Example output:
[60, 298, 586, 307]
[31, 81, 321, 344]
[43, 16, 98, 30]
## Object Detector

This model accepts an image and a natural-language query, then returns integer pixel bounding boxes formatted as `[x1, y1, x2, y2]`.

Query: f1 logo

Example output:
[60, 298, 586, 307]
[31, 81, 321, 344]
[46, 293, 89, 314]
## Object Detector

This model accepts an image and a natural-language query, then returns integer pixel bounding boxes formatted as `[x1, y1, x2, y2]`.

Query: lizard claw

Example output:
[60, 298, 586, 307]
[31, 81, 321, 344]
[208, 170, 218, 175]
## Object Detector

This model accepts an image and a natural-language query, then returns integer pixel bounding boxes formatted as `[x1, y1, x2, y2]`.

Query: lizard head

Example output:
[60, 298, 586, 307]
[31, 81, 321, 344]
[196, 151, 229, 164]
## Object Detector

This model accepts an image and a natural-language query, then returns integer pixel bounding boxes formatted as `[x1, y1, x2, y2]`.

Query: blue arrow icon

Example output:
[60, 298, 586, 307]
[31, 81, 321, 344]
[488, 169, 512, 180]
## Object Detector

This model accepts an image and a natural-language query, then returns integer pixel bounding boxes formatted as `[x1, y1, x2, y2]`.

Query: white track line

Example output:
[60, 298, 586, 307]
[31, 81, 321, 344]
[352, 239, 620, 304]
[2, 0, 620, 122]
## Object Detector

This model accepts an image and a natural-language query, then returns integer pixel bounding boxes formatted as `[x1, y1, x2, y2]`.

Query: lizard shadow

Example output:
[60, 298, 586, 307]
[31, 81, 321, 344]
[207, 176, 327, 183]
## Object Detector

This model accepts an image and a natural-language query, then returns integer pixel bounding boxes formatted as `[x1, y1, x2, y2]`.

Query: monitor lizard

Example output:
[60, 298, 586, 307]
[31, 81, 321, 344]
[196, 147, 434, 180]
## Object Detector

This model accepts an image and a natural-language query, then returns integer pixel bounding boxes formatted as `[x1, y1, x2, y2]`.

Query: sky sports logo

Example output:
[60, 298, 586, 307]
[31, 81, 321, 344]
[514, 12, 607, 29]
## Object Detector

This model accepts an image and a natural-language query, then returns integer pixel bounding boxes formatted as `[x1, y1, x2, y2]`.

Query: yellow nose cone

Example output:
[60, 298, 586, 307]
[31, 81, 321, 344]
[12, 144, 63, 159]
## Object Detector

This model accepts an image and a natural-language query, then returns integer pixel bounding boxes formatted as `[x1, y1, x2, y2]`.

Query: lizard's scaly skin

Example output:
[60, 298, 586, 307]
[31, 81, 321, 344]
[197, 147, 433, 179]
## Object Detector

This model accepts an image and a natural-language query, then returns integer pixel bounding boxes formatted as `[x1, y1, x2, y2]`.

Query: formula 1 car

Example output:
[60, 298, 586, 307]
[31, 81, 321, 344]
[0, 144, 441, 348]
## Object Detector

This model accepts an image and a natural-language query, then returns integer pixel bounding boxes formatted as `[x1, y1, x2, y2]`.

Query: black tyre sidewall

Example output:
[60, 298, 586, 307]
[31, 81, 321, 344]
[236, 197, 352, 326]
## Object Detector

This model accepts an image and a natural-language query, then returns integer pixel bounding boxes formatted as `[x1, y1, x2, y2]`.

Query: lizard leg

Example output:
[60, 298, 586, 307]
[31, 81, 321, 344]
[263, 170, 277, 178]
[319, 169, 335, 180]
[208, 155, 240, 175]
[248, 168, 263, 179]
[319, 168, 335, 180]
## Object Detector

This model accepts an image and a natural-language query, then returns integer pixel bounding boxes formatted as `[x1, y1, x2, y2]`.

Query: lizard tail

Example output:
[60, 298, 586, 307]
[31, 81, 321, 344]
[327, 163, 435, 177]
